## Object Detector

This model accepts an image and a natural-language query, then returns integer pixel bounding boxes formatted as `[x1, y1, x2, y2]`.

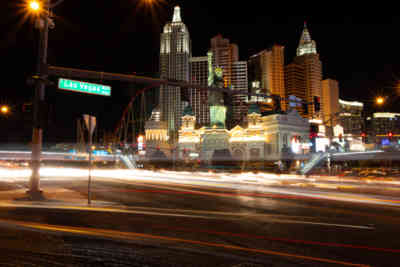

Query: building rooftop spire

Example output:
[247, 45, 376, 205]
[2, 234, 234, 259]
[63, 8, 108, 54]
[172, 6, 182, 22]
[299, 22, 312, 44]
[296, 22, 317, 56]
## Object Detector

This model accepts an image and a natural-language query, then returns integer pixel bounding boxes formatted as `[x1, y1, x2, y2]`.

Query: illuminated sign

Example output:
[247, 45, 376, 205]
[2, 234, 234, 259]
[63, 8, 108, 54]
[339, 99, 364, 107]
[137, 135, 144, 151]
[382, 138, 390, 146]
[316, 138, 330, 152]
[334, 125, 344, 137]
[291, 137, 301, 154]
[58, 78, 111, 96]
[373, 112, 400, 119]
[93, 150, 108, 156]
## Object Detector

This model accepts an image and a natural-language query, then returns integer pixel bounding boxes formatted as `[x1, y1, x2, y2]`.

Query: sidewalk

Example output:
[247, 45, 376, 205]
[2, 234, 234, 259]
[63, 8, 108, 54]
[0, 184, 118, 208]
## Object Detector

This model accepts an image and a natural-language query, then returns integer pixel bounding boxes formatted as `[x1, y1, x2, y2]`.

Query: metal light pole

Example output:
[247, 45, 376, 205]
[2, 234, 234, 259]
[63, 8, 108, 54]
[88, 117, 92, 205]
[29, 0, 50, 199]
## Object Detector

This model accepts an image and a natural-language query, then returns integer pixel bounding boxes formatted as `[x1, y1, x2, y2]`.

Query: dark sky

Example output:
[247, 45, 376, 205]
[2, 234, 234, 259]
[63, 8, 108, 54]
[1, 0, 400, 142]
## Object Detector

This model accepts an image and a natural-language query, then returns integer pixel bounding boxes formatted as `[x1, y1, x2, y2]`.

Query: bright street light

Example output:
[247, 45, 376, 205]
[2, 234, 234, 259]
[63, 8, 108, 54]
[28, 1, 41, 12]
[376, 97, 385, 105]
[0, 105, 10, 115]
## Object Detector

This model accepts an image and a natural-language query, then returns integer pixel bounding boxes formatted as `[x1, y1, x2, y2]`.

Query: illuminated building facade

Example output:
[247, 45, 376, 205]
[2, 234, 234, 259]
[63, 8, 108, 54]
[159, 6, 191, 141]
[371, 112, 400, 135]
[231, 61, 249, 125]
[248, 45, 285, 109]
[339, 99, 364, 136]
[178, 104, 310, 162]
[145, 106, 171, 157]
[284, 62, 306, 116]
[368, 113, 400, 146]
[322, 79, 340, 126]
[190, 56, 210, 126]
[210, 34, 239, 88]
[292, 22, 323, 119]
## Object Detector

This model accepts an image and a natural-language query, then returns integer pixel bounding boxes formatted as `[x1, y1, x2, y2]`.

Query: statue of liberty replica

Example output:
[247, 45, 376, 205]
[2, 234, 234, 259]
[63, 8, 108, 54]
[207, 51, 227, 128]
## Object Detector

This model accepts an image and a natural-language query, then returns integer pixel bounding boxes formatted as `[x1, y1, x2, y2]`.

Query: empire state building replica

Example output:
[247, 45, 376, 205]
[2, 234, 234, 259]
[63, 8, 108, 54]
[292, 22, 323, 119]
[159, 6, 191, 142]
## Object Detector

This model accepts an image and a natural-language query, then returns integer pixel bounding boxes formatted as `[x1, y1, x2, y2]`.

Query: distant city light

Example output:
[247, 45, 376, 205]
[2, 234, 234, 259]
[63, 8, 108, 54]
[373, 112, 400, 119]
[339, 99, 364, 107]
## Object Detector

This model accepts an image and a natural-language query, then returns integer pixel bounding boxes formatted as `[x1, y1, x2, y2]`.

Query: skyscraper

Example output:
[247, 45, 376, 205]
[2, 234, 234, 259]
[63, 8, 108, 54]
[231, 61, 248, 124]
[248, 45, 285, 108]
[210, 34, 239, 88]
[159, 6, 191, 140]
[284, 62, 306, 116]
[322, 79, 340, 126]
[190, 56, 209, 126]
[293, 22, 323, 119]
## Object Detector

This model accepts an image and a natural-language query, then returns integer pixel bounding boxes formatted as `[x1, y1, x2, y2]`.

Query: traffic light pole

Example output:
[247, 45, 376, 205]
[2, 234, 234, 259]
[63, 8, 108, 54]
[29, 0, 50, 199]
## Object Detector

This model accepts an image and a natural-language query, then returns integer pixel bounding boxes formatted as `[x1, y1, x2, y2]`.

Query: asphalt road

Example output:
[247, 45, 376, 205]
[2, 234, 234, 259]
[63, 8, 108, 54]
[0, 177, 400, 267]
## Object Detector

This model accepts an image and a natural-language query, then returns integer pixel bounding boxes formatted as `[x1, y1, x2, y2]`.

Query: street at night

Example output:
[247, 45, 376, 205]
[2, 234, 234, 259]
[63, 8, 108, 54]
[0, 170, 400, 266]
[3, 1, 400, 266]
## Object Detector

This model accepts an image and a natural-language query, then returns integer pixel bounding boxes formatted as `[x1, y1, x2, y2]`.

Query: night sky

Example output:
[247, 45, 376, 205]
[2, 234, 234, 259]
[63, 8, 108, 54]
[1, 0, 400, 143]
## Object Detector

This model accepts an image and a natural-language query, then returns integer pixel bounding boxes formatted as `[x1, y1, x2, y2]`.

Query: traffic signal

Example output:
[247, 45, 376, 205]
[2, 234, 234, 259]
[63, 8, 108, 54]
[309, 125, 318, 153]
[361, 132, 366, 143]
[339, 134, 343, 142]
[309, 133, 317, 153]
[313, 96, 321, 112]
[388, 132, 393, 140]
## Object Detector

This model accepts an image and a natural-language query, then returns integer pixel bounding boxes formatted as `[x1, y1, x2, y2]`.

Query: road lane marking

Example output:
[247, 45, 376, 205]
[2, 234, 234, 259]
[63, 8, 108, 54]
[0, 202, 220, 220]
[93, 178, 400, 207]
[0, 202, 374, 230]
[142, 224, 400, 254]
[0, 219, 370, 267]
[268, 219, 374, 230]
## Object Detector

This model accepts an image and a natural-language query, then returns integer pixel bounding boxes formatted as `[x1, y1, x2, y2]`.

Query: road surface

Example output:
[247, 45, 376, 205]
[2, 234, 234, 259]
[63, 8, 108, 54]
[0, 173, 399, 266]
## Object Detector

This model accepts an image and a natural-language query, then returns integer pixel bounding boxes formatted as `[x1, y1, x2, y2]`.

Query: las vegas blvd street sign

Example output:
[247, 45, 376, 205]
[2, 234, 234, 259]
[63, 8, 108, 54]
[58, 78, 111, 96]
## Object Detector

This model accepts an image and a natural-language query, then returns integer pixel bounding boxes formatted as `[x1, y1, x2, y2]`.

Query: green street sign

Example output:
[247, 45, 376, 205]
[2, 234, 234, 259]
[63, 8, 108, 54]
[58, 78, 111, 96]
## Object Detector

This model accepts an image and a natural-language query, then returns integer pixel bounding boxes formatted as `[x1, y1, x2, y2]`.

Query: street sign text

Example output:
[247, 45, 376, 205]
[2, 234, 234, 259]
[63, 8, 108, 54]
[58, 78, 111, 96]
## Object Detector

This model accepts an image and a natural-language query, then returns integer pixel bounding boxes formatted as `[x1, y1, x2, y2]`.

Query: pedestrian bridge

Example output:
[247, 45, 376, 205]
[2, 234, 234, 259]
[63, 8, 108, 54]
[300, 150, 400, 175]
[0, 150, 137, 169]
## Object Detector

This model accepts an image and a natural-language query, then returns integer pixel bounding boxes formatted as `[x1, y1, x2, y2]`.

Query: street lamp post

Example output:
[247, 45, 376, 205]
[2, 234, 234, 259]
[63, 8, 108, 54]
[28, 0, 50, 199]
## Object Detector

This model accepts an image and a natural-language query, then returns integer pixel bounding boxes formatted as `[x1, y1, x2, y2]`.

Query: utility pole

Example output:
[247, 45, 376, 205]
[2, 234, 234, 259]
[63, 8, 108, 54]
[29, 0, 50, 199]
[88, 116, 93, 205]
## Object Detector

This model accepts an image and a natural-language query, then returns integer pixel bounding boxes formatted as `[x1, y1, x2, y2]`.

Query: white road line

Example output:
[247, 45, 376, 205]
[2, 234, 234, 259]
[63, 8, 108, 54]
[0, 202, 374, 230]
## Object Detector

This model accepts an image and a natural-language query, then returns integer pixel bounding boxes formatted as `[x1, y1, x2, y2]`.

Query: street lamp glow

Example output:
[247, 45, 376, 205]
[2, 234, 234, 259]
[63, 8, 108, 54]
[0, 105, 9, 114]
[376, 97, 385, 105]
[29, 1, 41, 12]
[141, 0, 159, 5]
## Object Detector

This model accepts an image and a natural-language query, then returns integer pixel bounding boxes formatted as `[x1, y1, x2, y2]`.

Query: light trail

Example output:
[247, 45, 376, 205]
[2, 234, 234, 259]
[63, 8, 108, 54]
[0, 218, 371, 267]
[0, 201, 374, 229]
[1, 167, 400, 207]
